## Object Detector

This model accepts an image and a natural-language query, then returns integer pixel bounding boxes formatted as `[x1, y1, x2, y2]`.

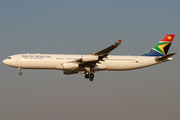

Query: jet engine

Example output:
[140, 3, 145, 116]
[63, 63, 79, 70]
[82, 55, 98, 62]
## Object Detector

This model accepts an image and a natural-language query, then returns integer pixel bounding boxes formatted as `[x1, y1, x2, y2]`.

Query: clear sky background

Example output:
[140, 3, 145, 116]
[0, 0, 180, 120]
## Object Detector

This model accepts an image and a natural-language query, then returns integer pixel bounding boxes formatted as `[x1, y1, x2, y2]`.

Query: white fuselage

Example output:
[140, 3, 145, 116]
[2, 53, 163, 72]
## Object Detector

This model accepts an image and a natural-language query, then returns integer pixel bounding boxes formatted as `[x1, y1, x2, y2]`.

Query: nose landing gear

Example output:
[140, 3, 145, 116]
[18, 68, 22, 75]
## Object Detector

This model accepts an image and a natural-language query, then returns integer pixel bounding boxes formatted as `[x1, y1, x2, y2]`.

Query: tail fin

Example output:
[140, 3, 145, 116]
[142, 34, 175, 56]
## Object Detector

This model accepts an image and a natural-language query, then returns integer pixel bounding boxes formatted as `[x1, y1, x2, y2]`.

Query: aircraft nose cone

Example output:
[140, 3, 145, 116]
[2, 59, 15, 67]
[2, 59, 7, 65]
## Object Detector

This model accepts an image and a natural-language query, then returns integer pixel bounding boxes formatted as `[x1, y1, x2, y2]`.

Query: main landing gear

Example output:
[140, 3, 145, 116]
[84, 65, 95, 81]
[18, 68, 22, 75]
[85, 72, 94, 81]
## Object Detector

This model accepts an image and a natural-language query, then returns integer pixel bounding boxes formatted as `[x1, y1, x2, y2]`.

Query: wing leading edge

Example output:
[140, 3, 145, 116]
[91, 39, 122, 57]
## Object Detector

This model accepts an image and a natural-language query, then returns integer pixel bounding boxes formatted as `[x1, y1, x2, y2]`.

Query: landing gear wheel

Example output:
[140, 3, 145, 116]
[85, 74, 89, 79]
[89, 73, 94, 81]
[90, 73, 94, 78]
[89, 77, 93, 81]
[18, 72, 22, 75]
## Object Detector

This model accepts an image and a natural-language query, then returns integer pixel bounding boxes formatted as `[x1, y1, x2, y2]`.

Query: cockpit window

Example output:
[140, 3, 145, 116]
[8, 57, 11, 59]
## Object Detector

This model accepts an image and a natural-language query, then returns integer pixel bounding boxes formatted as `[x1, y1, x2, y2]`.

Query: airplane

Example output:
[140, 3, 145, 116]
[2, 34, 176, 81]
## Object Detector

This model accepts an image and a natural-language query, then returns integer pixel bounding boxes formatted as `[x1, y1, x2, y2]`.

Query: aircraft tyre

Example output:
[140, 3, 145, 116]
[18, 72, 22, 75]
[89, 73, 94, 81]
[90, 73, 94, 78]
[85, 74, 89, 79]
[89, 77, 93, 81]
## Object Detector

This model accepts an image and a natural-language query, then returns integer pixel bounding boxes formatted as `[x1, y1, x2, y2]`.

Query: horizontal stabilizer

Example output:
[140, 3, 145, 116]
[155, 52, 177, 61]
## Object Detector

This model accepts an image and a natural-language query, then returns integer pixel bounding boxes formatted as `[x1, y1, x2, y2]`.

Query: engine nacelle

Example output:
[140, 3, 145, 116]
[63, 63, 79, 70]
[82, 55, 98, 62]
[63, 70, 78, 75]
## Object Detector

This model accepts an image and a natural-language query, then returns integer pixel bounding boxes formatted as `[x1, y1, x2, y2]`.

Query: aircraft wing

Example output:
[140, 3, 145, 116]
[74, 39, 122, 63]
[90, 39, 122, 57]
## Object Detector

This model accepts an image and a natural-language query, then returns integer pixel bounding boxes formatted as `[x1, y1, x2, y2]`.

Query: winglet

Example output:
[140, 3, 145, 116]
[114, 39, 122, 45]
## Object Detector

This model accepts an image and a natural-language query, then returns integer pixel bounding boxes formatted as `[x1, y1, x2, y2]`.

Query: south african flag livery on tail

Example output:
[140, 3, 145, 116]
[142, 34, 175, 56]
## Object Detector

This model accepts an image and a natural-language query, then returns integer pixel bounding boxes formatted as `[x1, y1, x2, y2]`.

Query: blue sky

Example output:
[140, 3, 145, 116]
[0, 0, 180, 120]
